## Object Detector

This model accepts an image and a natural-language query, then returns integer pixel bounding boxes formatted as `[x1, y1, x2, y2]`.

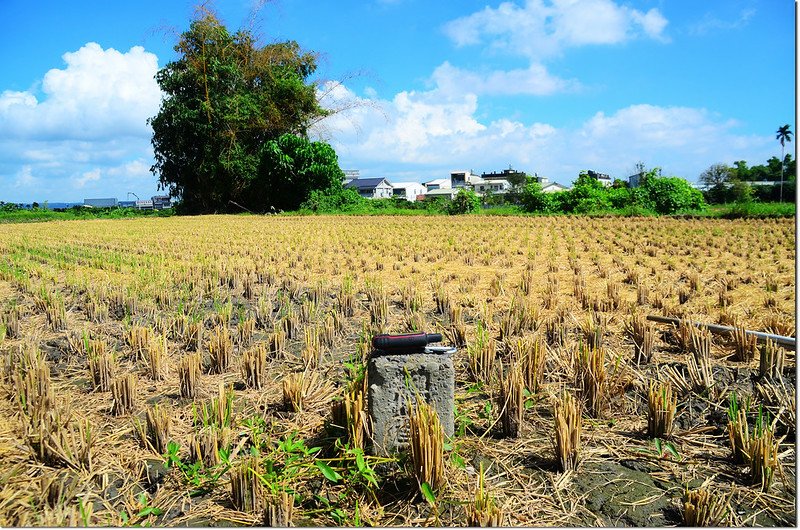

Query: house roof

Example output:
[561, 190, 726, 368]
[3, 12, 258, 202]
[391, 181, 424, 189]
[345, 177, 391, 190]
[477, 179, 509, 186]
[424, 178, 450, 186]
[542, 182, 569, 192]
[425, 188, 458, 196]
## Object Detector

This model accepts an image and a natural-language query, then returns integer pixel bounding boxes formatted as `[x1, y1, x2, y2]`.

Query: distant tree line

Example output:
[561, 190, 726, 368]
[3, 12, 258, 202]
[518, 169, 705, 215]
[699, 155, 796, 204]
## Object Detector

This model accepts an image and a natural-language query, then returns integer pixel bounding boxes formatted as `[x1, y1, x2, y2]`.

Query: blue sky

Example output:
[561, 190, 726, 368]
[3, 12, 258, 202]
[0, 0, 795, 203]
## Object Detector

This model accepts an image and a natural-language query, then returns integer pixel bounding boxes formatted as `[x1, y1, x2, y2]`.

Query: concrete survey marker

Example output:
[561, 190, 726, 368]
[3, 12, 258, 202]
[367, 350, 455, 456]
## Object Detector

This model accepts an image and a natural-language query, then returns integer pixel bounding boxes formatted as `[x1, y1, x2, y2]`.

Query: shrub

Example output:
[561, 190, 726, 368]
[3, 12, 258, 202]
[640, 175, 705, 214]
[447, 189, 481, 215]
[606, 186, 632, 210]
[300, 187, 365, 213]
[519, 181, 555, 213]
[562, 173, 611, 213]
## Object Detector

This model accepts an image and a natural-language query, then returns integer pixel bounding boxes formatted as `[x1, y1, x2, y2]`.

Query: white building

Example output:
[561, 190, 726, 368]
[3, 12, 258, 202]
[473, 179, 511, 195]
[588, 170, 612, 187]
[424, 178, 451, 190]
[542, 182, 569, 193]
[391, 182, 426, 202]
[450, 170, 483, 188]
[344, 177, 394, 199]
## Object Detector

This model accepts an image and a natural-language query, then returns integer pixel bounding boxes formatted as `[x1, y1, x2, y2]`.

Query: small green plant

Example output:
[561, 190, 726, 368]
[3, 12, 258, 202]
[640, 438, 681, 461]
[163, 440, 230, 496]
[454, 403, 473, 437]
[135, 492, 163, 518]
[466, 462, 504, 526]
[193, 383, 234, 429]
[727, 392, 750, 464]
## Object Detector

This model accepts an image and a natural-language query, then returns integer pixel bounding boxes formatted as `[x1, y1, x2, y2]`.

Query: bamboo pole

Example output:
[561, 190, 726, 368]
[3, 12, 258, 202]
[646, 315, 795, 350]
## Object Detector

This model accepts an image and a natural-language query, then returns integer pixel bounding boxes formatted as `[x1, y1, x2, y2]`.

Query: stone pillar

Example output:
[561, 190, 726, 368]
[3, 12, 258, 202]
[367, 351, 454, 456]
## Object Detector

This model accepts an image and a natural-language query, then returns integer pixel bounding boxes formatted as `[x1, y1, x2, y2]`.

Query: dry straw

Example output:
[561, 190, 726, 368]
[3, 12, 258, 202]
[574, 345, 607, 418]
[581, 311, 607, 350]
[498, 360, 524, 438]
[145, 334, 167, 381]
[179, 353, 201, 399]
[238, 317, 255, 347]
[727, 392, 750, 464]
[749, 408, 781, 492]
[283, 370, 334, 413]
[263, 491, 294, 527]
[302, 327, 322, 369]
[111, 373, 136, 415]
[269, 328, 287, 358]
[408, 398, 445, 492]
[647, 380, 676, 439]
[468, 321, 495, 383]
[230, 454, 263, 513]
[190, 426, 221, 467]
[88, 340, 113, 392]
[758, 338, 784, 380]
[185, 320, 203, 351]
[127, 325, 151, 361]
[625, 313, 655, 365]
[553, 391, 581, 473]
[683, 488, 728, 526]
[241, 344, 267, 389]
[331, 379, 367, 450]
[731, 325, 757, 362]
[447, 304, 467, 349]
[208, 326, 233, 374]
[194, 383, 234, 430]
[513, 334, 546, 396]
[145, 403, 171, 454]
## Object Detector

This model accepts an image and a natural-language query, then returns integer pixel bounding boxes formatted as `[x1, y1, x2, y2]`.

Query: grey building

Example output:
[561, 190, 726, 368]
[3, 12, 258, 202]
[152, 195, 172, 209]
[84, 198, 118, 208]
[481, 167, 526, 184]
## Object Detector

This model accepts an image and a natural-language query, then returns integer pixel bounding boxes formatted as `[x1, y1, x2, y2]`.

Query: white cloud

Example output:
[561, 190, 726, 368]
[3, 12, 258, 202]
[316, 80, 774, 185]
[74, 168, 101, 189]
[443, 0, 668, 60]
[0, 43, 162, 202]
[14, 166, 39, 189]
[0, 42, 161, 140]
[431, 61, 579, 97]
[689, 8, 756, 36]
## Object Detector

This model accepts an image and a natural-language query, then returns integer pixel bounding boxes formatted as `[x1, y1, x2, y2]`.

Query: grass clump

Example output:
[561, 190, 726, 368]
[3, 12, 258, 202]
[466, 463, 504, 527]
[647, 380, 676, 439]
[553, 391, 581, 472]
[683, 488, 728, 526]
[408, 399, 445, 494]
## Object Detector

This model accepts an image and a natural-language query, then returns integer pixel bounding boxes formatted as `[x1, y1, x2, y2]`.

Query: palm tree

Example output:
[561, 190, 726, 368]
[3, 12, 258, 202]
[776, 124, 793, 202]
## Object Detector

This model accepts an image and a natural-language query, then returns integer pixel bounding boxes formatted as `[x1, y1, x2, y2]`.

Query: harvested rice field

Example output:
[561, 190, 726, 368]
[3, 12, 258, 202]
[0, 214, 795, 526]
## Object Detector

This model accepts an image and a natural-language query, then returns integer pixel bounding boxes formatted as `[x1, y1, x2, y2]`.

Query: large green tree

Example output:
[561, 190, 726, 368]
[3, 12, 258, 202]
[149, 13, 339, 213]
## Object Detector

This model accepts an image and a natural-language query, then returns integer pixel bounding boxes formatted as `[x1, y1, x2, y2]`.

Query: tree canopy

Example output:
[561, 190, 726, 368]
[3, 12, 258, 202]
[149, 12, 342, 213]
[519, 169, 705, 215]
